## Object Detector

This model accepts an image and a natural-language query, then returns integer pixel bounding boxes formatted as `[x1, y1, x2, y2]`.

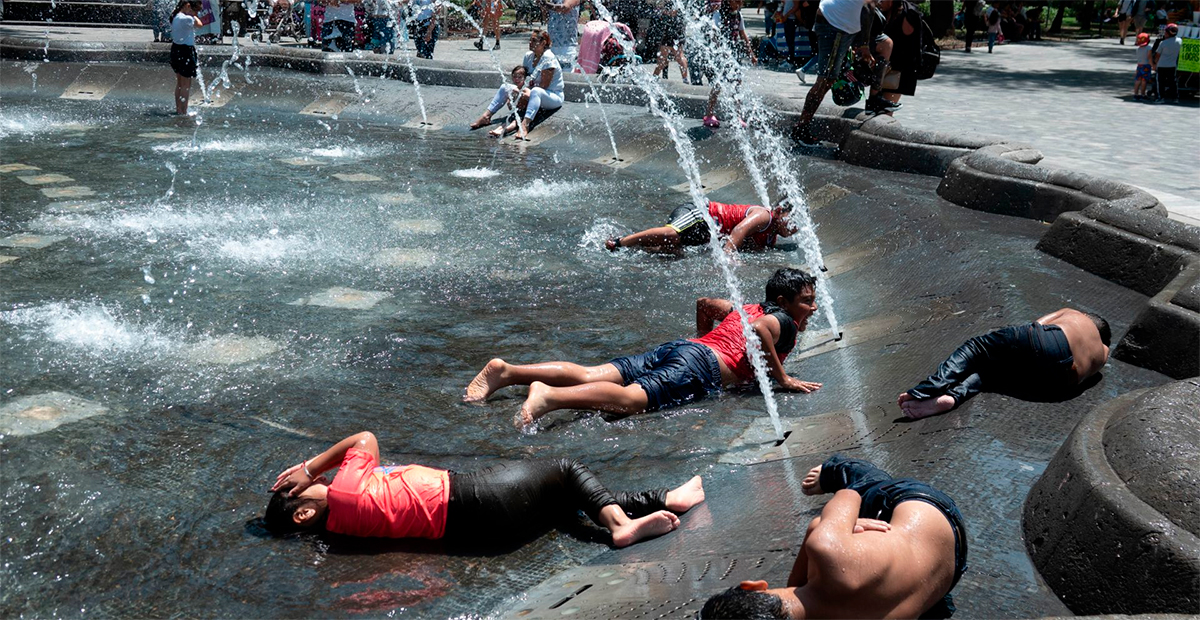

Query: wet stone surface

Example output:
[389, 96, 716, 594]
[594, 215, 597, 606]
[0, 72, 1175, 619]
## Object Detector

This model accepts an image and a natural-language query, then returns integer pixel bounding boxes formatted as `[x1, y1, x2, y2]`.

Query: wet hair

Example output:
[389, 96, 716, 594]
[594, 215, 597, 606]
[700, 587, 786, 619]
[1083, 311, 1111, 347]
[264, 491, 324, 536]
[530, 29, 551, 49]
[765, 267, 817, 304]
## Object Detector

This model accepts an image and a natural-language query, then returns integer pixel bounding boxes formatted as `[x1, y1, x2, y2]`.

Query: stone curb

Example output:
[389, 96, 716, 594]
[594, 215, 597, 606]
[1023, 383, 1200, 615]
[4, 34, 1199, 381]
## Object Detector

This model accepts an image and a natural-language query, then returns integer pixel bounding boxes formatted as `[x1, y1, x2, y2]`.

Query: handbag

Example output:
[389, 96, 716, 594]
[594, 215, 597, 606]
[914, 17, 941, 80]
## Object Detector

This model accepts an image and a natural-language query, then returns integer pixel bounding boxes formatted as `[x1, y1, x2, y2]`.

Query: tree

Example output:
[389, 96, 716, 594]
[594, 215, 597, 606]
[927, 0, 956, 37]
[1049, 0, 1067, 33]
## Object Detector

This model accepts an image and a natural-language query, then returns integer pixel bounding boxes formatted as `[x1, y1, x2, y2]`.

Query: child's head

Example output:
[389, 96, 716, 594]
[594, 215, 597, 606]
[1137, 32, 1150, 46]
[765, 267, 816, 305]
[511, 64, 529, 83]
[770, 199, 797, 238]
[264, 487, 329, 535]
[700, 584, 786, 619]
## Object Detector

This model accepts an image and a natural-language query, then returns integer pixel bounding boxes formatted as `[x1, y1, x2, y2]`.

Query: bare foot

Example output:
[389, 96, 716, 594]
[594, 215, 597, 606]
[665, 476, 705, 513]
[611, 510, 680, 548]
[464, 358, 508, 403]
[899, 395, 956, 420]
[488, 126, 505, 138]
[514, 381, 552, 430]
[897, 392, 914, 407]
[801, 465, 823, 495]
[469, 115, 490, 130]
[901, 395, 956, 419]
[515, 122, 529, 140]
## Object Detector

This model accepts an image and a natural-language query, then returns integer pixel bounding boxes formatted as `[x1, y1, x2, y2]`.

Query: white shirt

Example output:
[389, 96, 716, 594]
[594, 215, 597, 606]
[325, 1, 356, 22]
[819, 0, 867, 35]
[171, 13, 197, 45]
[524, 50, 564, 96]
[1156, 36, 1182, 68]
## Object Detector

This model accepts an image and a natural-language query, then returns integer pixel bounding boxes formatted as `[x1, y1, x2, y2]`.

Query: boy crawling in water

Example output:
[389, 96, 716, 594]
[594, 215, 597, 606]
[265, 431, 705, 548]
[464, 268, 822, 429]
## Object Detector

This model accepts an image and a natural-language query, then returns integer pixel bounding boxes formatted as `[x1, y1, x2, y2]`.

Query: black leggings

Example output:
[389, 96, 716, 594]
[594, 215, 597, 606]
[443, 459, 668, 542]
[907, 322, 1074, 406]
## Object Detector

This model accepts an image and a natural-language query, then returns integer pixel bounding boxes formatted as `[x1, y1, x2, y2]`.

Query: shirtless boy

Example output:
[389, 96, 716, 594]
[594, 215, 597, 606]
[898, 308, 1111, 419]
[606, 200, 796, 254]
[464, 268, 823, 429]
[700, 454, 968, 619]
[266, 431, 705, 548]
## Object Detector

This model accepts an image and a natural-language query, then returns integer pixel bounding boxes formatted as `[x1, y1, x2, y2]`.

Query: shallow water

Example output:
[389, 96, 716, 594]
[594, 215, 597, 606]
[0, 98, 808, 618]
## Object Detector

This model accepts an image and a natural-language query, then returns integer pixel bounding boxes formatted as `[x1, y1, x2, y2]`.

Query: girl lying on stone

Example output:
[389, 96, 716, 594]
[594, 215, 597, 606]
[265, 431, 704, 548]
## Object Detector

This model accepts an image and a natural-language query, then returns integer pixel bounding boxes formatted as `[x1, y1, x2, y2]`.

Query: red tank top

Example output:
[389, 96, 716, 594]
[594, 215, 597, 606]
[689, 303, 799, 381]
[707, 201, 777, 248]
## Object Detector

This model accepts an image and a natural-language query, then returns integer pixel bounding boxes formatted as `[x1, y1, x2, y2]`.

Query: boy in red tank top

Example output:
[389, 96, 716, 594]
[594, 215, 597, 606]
[464, 268, 822, 430]
[605, 199, 797, 254]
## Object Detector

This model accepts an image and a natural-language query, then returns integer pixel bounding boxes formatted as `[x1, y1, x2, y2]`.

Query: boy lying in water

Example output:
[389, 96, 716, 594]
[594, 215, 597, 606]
[265, 431, 704, 548]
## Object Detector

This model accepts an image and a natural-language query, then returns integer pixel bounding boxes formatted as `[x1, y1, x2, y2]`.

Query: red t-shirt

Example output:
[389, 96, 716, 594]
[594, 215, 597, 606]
[708, 201, 777, 248]
[690, 303, 799, 381]
[325, 448, 450, 539]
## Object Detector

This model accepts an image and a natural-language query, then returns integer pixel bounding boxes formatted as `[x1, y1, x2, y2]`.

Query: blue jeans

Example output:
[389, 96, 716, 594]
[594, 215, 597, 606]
[907, 322, 1075, 406]
[817, 454, 968, 617]
[609, 340, 722, 411]
[411, 18, 438, 58]
[986, 31, 998, 52]
[813, 19, 855, 78]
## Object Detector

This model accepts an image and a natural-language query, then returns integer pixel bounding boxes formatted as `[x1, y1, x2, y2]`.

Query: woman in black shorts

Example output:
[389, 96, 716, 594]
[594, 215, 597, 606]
[651, 0, 688, 81]
[169, 0, 203, 115]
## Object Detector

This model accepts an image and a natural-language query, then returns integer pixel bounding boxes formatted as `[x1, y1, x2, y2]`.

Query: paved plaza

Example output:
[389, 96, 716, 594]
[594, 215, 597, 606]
[2, 22, 1196, 225]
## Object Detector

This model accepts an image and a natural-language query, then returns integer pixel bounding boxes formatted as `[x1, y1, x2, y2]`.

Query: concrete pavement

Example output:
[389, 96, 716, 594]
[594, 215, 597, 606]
[2, 23, 1196, 224]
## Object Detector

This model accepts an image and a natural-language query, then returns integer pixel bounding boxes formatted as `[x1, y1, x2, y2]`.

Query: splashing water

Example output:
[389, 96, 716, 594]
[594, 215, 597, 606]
[451, 167, 501, 179]
[397, 39, 428, 123]
[579, 71, 620, 161]
[674, 1, 839, 338]
[589, 0, 786, 440]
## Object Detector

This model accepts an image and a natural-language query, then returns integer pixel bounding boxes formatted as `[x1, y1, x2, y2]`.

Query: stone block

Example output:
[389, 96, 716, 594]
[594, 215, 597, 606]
[0, 392, 109, 436]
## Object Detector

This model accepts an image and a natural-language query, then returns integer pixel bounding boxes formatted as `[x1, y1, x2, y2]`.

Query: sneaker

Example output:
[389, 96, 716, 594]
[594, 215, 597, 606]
[795, 68, 807, 84]
[703, 115, 721, 128]
[493, 42, 500, 50]
[473, 39, 484, 50]
[790, 123, 819, 146]
[876, 99, 902, 113]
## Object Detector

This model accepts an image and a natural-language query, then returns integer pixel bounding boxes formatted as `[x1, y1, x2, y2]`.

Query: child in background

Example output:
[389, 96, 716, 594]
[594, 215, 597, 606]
[470, 64, 529, 131]
[1134, 32, 1152, 100]
[702, 0, 757, 128]
[169, 0, 203, 115]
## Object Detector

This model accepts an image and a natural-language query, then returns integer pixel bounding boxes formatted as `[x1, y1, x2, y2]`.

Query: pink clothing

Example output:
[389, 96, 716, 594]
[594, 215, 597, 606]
[325, 448, 451, 539]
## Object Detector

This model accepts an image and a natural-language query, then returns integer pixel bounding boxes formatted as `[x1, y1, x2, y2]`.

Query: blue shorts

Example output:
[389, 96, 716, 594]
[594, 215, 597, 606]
[813, 18, 856, 79]
[609, 340, 722, 412]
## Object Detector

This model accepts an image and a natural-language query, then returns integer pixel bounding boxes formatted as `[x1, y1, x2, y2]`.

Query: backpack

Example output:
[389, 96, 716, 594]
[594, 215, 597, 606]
[832, 51, 864, 106]
[914, 16, 941, 80]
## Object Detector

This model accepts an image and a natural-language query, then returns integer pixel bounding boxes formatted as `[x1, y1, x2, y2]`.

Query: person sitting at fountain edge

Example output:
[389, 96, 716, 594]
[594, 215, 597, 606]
[470, 65, 530, 130]
[898, 308, 1111, 420]
[265, 431, 705, 548]
[486, 30, 565, 140]
[699, 454, 967, 619]
[464, 268, 822, 429]
[605, 199, 796, 254]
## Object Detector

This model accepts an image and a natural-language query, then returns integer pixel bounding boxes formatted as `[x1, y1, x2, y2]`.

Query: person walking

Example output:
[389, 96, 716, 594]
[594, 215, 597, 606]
[985, 2, 1001, 53]
[962, 0, 981, 52]
[474, 0, 503, 50]
[408, 0, 439, 58]
[788, 0, 873, 146]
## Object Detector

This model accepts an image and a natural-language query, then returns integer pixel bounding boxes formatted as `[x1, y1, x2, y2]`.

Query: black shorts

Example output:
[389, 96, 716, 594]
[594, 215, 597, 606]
[170, 43, 198, 78]
[666, 204, 711, 246]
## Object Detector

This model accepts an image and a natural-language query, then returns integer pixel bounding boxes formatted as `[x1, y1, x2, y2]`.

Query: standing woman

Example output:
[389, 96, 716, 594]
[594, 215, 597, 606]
[170, 0, 203, 115]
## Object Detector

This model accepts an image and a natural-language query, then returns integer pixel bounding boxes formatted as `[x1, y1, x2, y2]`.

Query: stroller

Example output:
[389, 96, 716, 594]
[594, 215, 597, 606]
[575, 20, 638, 79]
[249, 0, 305, 43]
